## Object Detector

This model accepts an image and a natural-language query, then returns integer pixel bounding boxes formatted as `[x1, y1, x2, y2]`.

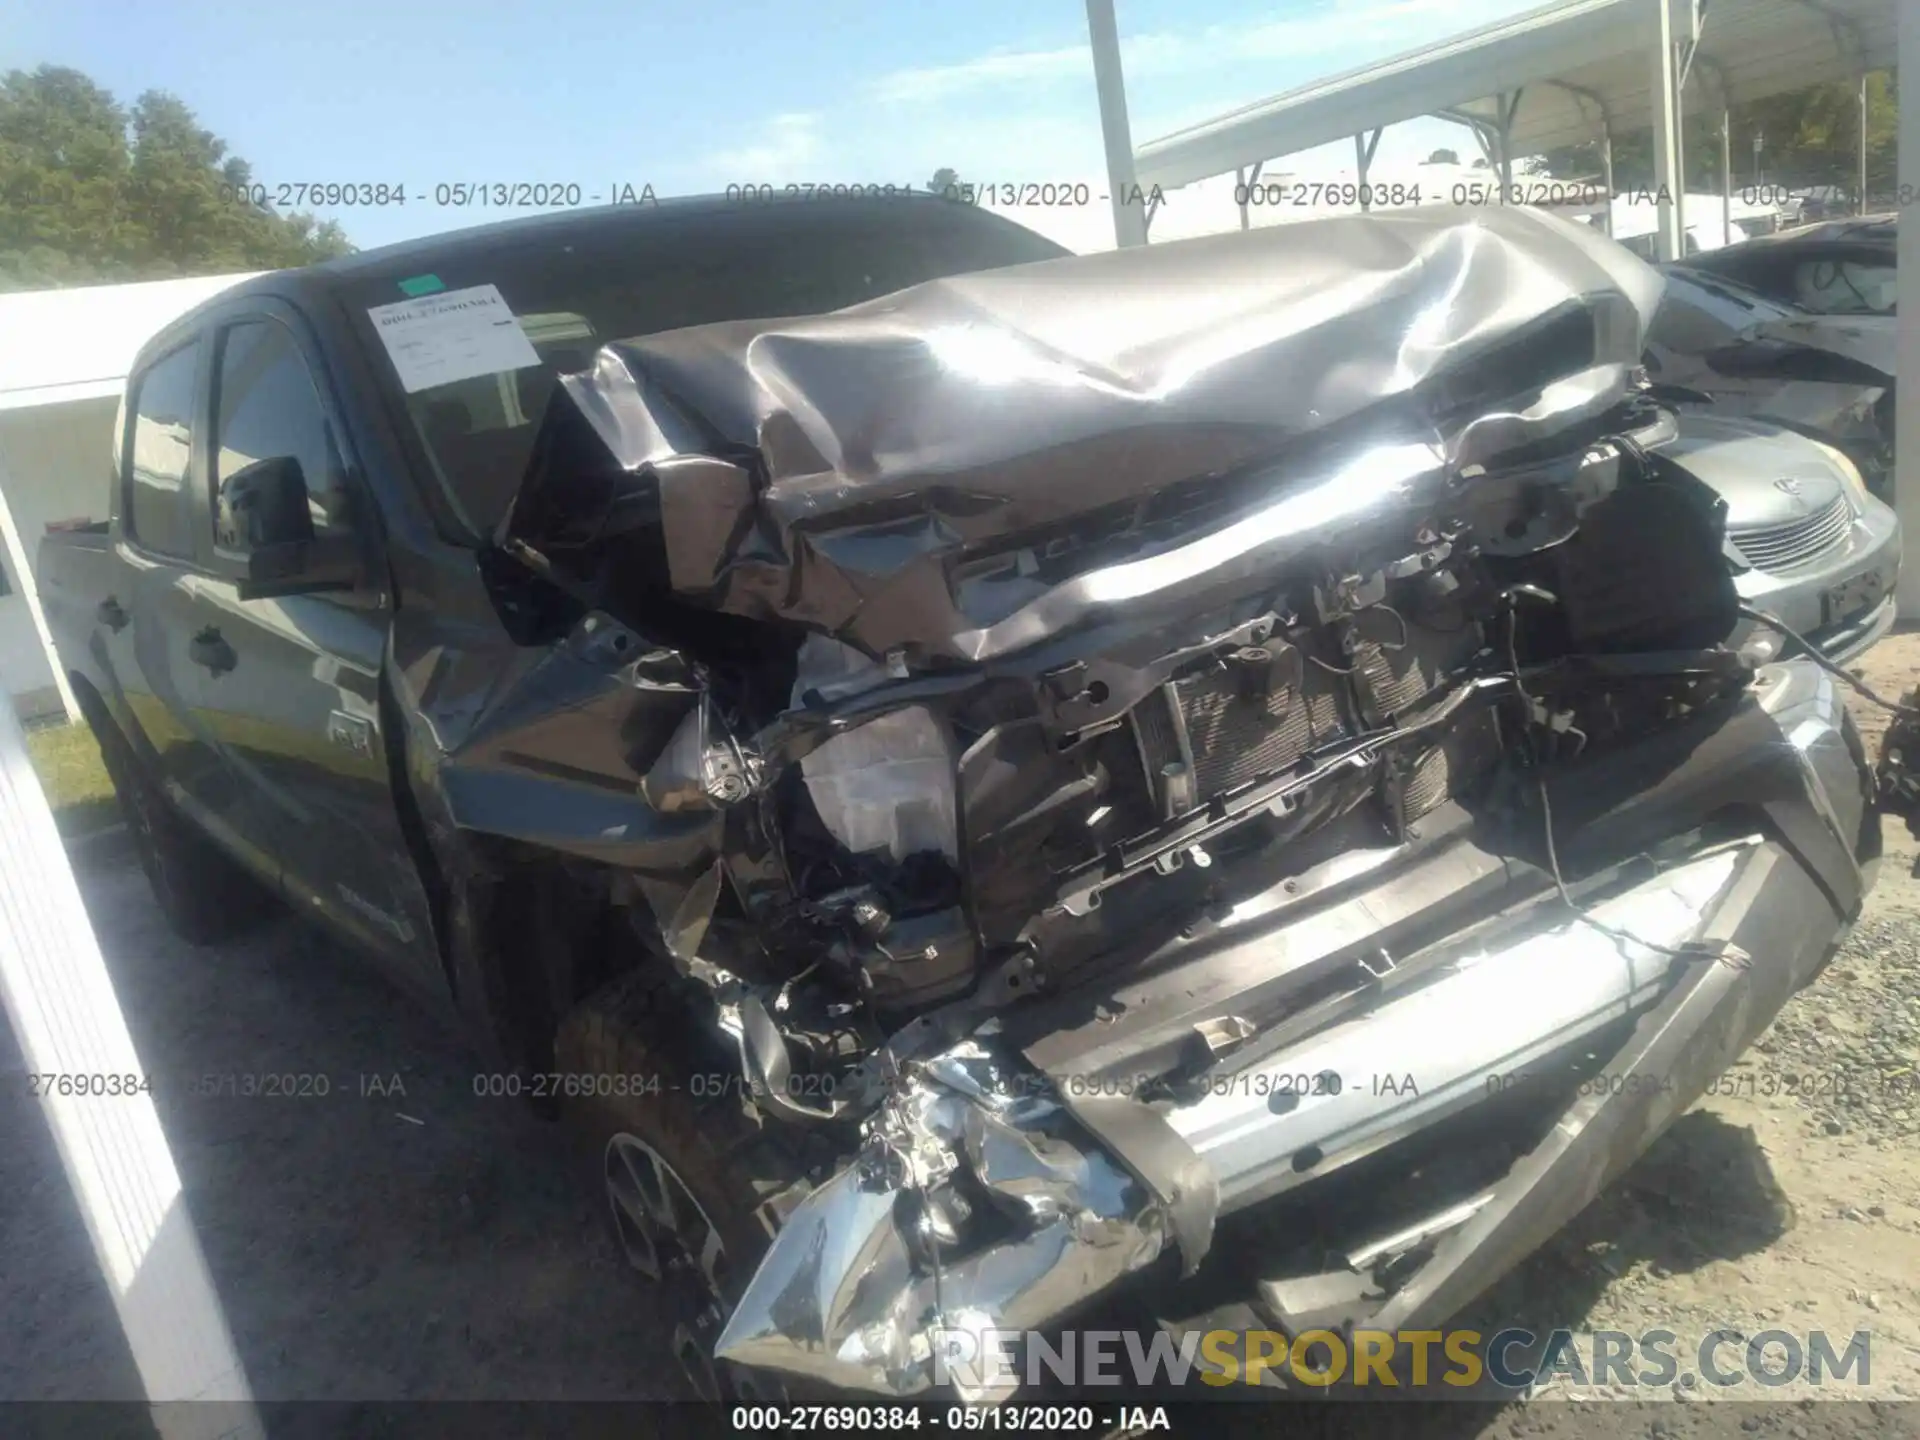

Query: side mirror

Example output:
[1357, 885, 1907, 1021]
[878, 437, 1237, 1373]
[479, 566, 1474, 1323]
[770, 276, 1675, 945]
[214, 455, 362, 600]
[219, 454, 312, 550]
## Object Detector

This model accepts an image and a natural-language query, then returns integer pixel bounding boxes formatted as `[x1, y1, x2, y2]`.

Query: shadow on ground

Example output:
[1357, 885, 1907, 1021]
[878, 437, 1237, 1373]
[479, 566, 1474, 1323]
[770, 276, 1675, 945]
[1, 849, 676, 1403]
[0, 847, 1831, 1433]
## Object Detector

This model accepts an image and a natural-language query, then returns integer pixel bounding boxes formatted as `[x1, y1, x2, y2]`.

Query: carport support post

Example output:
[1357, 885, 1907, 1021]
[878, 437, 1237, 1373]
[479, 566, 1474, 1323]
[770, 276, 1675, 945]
[1720, 110, 1733, 245]
[1601, 130, 1615, 236]
[0, 459, 78, 723]
[1858, 74, 1871, 214]
[1085, 0, 1148, 249]
[1649, 0, 1683, 261]
[1355, 129, 1381, 211]
[1495, 92, 1520, 198]
[1898, 1, 1920, 618]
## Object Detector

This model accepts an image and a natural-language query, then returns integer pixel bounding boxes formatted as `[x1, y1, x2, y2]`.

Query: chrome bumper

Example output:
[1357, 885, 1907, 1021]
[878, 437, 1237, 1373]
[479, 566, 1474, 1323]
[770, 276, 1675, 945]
[715, 660, 1875, 1398]
[1165, 843, 1746, 1215]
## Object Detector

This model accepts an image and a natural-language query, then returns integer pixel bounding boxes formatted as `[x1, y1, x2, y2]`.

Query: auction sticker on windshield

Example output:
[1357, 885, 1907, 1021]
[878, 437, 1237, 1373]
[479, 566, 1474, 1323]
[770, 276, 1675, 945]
[366, 283, 541, 393]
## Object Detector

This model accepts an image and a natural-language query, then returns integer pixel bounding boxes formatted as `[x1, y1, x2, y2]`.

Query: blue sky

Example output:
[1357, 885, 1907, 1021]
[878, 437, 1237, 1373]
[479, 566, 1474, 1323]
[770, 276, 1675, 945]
[6, 0, 1541, 252]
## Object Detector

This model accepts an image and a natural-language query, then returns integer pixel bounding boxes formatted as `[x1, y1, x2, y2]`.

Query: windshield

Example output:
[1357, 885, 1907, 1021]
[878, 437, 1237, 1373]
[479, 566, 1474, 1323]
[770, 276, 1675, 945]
[1647, 267, 1807, 356]
[1663, 266, 1804, 323]
[342, 201, 1070, 537]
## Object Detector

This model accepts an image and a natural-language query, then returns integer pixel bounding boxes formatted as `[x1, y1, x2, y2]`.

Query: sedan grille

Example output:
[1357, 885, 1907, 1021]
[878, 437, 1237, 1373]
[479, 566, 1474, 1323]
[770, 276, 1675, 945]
[1727, 495, 1853, 572]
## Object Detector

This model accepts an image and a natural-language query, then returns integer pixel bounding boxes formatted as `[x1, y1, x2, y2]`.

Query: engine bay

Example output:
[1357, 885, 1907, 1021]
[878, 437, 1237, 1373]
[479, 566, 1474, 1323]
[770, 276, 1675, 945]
[418, 207, 1782, 1129]
[478, 389, 1750, 1126]
[348, 204, 1890, 1402]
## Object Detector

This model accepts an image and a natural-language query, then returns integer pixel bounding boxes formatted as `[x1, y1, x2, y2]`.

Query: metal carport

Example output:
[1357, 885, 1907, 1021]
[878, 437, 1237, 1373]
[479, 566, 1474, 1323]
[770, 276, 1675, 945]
[1081, 0, 1920, 617]
[0, 272, 258, 721]
[1088, 0, 1899, 262]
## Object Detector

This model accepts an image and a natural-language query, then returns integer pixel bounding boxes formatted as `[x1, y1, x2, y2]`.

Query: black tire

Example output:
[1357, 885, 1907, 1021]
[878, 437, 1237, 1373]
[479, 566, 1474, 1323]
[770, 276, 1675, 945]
[554, 965, 840, 1401]
[86, 705, 277, 944]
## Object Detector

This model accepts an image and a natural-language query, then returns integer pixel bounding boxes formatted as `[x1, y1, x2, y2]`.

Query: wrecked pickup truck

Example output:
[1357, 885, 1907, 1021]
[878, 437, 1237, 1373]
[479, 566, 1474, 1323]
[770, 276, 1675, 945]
[36, 194, 1882, 1401]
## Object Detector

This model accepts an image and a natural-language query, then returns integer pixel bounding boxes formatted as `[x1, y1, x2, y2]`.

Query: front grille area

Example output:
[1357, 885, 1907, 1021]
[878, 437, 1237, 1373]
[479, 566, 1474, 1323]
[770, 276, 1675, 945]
[1131, 618, 1488, 820]
[1133, 660, 1348, 803]
[1401, 710, 1501, 820]
[1728, 495, 1854, 572]
[1178, 668, 1347, 798]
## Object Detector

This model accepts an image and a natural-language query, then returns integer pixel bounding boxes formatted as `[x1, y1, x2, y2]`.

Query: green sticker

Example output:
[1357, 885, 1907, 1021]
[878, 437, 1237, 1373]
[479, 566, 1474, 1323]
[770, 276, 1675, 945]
[397, 273, 446, 297]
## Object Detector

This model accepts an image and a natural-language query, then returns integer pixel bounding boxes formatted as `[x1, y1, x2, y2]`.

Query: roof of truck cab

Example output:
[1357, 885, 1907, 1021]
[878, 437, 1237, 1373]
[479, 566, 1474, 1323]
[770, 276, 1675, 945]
[137, 190, 1062, 351]
[312, 189, 1001, 281]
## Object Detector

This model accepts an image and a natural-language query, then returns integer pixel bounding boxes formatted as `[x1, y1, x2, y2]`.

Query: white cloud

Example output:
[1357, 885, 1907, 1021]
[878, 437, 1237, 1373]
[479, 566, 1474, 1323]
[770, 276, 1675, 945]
[702, 111, 826, 176]
[872, 46, 1087, 105]
[871, 0, 1534, 106]
[679, 0, 1538, 230]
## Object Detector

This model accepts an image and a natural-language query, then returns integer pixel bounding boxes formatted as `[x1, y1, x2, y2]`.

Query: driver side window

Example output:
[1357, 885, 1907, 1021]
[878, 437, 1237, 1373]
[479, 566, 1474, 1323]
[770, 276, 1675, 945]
[124, 340, 202, 559]
[211, 319, 353, 541]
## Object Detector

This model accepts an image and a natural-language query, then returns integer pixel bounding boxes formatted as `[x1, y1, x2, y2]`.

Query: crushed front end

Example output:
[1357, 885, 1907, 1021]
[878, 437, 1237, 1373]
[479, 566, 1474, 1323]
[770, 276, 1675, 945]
[429, 207, 1880, 1398]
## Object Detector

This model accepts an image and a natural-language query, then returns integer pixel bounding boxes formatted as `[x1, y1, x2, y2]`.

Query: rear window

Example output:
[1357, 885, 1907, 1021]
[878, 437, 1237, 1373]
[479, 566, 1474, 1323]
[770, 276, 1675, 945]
[342, 201, 1070, 538]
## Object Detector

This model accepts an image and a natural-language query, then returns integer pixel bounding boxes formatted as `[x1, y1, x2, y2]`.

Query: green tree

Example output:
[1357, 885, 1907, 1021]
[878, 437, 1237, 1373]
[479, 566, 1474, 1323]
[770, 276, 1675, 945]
[0, 65, 352, 292]
[927, 166, 960, 195]
[1424, 148, 1459, 164]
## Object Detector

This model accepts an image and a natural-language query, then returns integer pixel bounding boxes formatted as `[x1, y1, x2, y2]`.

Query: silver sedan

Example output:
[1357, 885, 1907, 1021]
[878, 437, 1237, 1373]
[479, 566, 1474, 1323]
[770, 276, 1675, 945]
[1661, 411, 1900, 665]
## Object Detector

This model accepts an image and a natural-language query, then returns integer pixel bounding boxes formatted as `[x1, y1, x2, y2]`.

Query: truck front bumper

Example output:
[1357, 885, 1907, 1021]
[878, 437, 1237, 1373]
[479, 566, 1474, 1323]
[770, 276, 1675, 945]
[714, 660, 1877, 1398]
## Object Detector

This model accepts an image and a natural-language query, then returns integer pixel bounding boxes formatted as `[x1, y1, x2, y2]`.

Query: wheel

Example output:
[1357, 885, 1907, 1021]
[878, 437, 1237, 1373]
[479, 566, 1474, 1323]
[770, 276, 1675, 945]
[85, 706, 277, 944]
[554, 965, 840, 1402]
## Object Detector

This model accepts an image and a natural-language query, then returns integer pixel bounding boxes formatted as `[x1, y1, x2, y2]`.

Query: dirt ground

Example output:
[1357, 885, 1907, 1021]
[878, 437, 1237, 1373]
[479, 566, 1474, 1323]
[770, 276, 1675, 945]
[6, 641, 1920, 1433]
[1441, 632, 1920, 1432]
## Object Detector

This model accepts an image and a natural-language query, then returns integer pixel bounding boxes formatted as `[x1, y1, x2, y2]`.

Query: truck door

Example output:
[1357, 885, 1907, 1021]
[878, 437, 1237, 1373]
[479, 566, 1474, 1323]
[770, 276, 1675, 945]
[187, 304, 438, 980]
[116, 335, 265, 864]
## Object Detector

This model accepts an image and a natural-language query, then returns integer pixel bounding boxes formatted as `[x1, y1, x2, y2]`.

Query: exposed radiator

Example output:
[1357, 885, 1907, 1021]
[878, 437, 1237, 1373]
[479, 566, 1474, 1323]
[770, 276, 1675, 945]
[1131, 615, 1491, 826]
[1400, 712, 1501, 820]
[1350, 610, 1493, 822]
[1133, 645, 1349, 805]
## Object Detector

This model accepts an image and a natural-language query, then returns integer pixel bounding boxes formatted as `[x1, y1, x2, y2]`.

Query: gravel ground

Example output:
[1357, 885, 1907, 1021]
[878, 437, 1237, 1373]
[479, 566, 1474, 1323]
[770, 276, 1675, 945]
[5, 638, 1920, 1433]
[1450, 633, 1920, 1425]
[1756, 910, 1920, 1148]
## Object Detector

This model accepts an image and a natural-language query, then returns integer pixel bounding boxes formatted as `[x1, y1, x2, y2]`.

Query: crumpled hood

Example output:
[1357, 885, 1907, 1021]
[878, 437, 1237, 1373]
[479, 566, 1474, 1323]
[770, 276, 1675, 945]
[504, 204, 1664, 663]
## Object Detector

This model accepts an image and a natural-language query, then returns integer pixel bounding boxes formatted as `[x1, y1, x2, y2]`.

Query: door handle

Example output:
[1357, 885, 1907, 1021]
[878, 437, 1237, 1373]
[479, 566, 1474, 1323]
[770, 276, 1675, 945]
[188, 627, 237, 676]
[96, 596, 129, 632]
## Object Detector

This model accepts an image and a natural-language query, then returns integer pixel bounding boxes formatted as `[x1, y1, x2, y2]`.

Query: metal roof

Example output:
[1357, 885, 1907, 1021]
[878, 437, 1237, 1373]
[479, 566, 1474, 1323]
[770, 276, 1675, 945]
[0, 272, 261, 412]
[1134, 0, 1898, 191]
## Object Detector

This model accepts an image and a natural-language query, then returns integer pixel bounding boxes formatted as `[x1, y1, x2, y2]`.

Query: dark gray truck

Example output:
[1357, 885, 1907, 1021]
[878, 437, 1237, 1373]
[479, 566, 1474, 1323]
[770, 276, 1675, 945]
[37, 194, 1882, 1401]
